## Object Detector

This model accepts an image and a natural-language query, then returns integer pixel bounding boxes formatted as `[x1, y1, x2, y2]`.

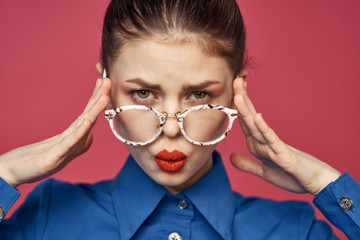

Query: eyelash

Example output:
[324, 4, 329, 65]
[130, 90, 157, 104]
[187, 91, 213, 104]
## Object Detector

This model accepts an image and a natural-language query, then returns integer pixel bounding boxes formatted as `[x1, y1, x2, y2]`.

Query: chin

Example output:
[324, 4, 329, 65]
[152, 169, 192, 186]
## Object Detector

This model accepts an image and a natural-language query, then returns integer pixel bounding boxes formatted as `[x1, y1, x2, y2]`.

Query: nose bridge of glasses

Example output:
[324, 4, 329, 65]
[162, 111, 183, 121]
[160, 110, 183, 139]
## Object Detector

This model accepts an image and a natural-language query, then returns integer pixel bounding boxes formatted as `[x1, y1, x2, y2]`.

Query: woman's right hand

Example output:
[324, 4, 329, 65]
[0, 77, 111, 188]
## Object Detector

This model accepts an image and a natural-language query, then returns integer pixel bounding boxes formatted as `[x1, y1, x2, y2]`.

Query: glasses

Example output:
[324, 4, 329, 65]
[104, 104, 238, 146]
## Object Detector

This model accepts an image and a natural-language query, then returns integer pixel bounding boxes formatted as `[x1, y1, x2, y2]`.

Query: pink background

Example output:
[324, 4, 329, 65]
[1, 1, 359, 239]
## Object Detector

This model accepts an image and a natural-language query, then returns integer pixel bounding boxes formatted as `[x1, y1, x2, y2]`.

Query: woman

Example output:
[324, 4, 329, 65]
[0, 0, 359, 239]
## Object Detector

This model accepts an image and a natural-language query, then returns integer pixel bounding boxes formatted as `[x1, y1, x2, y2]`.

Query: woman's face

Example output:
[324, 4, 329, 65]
[109, 39, 234, 193]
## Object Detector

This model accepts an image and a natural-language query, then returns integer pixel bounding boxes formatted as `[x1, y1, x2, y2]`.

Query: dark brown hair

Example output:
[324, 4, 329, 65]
[101, 0, 247, 76]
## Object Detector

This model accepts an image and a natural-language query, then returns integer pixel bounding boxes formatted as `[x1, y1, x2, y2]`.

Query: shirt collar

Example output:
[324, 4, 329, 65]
[184, 151, 236, 240]
[111, 156, 167, 240]
[111, 151, 236, 240]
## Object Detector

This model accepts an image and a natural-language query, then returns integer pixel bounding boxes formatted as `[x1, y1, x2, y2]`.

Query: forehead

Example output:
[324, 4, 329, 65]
[110, 39, 233, 86]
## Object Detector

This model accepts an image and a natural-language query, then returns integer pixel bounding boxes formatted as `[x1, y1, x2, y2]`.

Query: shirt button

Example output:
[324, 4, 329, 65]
[340, 197, 353, 210]
[168, 232, 182, 240]
[0, 206, 5, 220]
[177, 199, 188, 209]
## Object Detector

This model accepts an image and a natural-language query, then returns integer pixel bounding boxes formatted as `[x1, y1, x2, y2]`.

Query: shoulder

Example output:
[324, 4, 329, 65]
[40, 178, 112, 198]
[32, 178, 113, 200]
[28, 178, 115, 217]
[232, 193, 335, 239]
[233, 192, 314, 218]
[1, 178, 117, 239]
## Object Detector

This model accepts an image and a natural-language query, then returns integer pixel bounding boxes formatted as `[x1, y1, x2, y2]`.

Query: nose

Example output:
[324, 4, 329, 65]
[162, 112, 181, 138]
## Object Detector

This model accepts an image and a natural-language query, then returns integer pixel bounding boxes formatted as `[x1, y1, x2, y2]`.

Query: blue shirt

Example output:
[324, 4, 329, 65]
[0, 151, 359, 239]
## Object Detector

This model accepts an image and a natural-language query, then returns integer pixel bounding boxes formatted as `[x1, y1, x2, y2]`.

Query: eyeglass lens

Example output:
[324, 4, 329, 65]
[113, 108, 229, 144]
[183, 108, 228, 142]
[114, 108, 161, 143]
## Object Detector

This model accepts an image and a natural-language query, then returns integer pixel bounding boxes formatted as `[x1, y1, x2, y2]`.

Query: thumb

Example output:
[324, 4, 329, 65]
[230, 152, 264, 179]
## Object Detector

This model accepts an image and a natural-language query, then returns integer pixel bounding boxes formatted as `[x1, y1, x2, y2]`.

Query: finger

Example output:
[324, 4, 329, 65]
[253, 113, 301, 172]
[234, 93, 266, 143]
[233, 77, 256, 114]
[230, 153, 264, 179]
[65, 132, 93, 162]
[63, 91, 109, 138]
[90, 78, 104, 100]
[55, 78, 102, 137]
[233, 78, 266, 142]
[238, 115, 251, 137]
[84, 93, 109, 121]
[243, 81, 257, 113]
[82, 78, 102, 112]
[59, 118, 92, 154]
[233, 78, 250, 136]
[84, 77, 111, 113]
[42, 118, 92, 170]
[72, 78, 111, 130]
[254, 113, 288, 155]
[61, 87, 109, 141]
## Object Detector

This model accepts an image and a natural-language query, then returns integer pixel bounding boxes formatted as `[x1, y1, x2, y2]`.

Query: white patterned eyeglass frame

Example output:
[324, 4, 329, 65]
[102, 69, 238, 146]
[104, 104, 238, 146]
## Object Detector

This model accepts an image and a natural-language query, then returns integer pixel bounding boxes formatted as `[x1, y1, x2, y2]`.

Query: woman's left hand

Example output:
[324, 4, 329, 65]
[231, 77, 341, 195]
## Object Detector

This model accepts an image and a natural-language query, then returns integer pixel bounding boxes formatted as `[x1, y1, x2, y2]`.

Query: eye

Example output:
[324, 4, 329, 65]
[130, 89, 158, 105]
[193, 91, 207, 99]
[136, 90, 150, 99]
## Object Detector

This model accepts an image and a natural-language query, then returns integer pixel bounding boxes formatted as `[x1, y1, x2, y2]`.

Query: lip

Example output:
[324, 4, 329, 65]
[155, 149, 187, 173]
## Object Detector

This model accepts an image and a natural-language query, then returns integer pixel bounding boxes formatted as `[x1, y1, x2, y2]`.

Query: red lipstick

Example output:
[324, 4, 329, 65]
[155, 149, 187, 173]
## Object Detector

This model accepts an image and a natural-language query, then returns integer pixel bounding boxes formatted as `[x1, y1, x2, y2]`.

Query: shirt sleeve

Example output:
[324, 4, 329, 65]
[0, 177, 20, 223]
[313, 172, 360, 240]
[0, 178, 52, 240]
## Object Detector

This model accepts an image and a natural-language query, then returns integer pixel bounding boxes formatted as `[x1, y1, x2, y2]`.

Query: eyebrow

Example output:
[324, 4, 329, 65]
[125, 78, 221, 90]
[182, 80, 221, 91]
[125, 78, 161, 89]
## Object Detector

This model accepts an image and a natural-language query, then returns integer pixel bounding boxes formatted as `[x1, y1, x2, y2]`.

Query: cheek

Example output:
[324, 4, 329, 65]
[187, 144, 216, 174]
[125, 145, 154, 172]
